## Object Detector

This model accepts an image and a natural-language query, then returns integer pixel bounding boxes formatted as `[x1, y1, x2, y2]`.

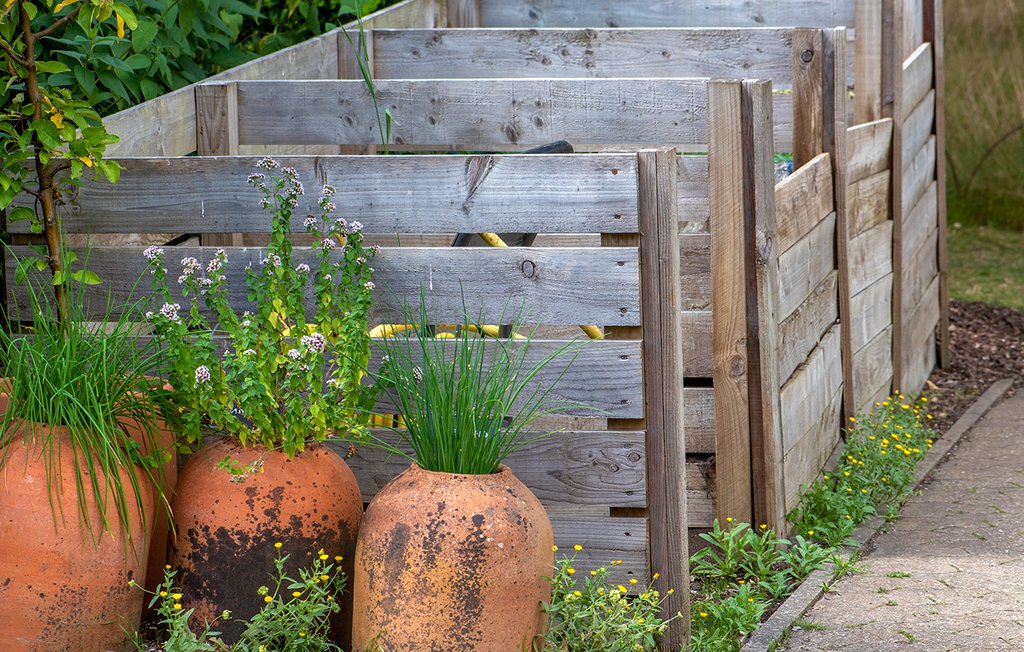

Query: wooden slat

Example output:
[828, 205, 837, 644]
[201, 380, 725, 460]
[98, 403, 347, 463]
[681, 310, 712, 378]
[850, 272, 894, 352]
[853, 324, 894, 413]
[446, 0, 481, 26]
[781, 379, 842, 513]
[848, 169, 891, 237]
[776, 212, 836, 321]
[678, 154, 710, 231]
[902, 42, 934, 113]
[902, 0, 926, 58]
[476, 0, 854, 28]
[680, 234, 710, 310]
[777, 271, 839, 384]
[195, 83, 242, 247]
[9, 246, 641, 327]
[902, 225, 939, 318]
[347, 430, 646, 506]
[848, 220, 894, 297]
[708, 80, 751, 525]
[13, 155, 641, 235]
[102, 0, 443, 157]
[846, 118, 893, 183]
[682, 387, 716, 454]
[888, 0, 907, 391]
[779, 324, 843, 454]
[775, 153, 834, 255]
[854, 0, 884, 122]
[901, 277, 940, 394]
[791, 29, 825, 167]
[925, 0, 951, 370]
[900, 88, 936, 161]
[902, 135, 936, 215]
[549, 513, 650, 584]
[369, 27, 797, 81]
[901, 180, 938, 260]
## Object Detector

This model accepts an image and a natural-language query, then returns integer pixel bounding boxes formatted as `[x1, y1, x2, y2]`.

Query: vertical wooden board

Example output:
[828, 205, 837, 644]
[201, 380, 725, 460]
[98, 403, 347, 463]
[901, 43, 934, 112]
[900, 89, 936, 159]
[776, 212, 836, 321]
[901, 135, 936, 215]
[903, 328, 937, 398]
[781, 381, 843, 513]
[901, 180, 938, 260]
[446, 0, 481, 26]
[848, 220, 894, 296]
[774, 153, 835, 255]
[902, 0, 926, 57]
[686, 459, 716, 527]
[680, 233, 711, 310]
[848, 169, 891, 237]
[850, 272, 894, 352]
[682, 387, 716, 454]
[780, 325, 843, 453]
[855, 0, 884, 123]
[902, 225, 939, 316]
[853, 325, 894, 413]
[791, 29, 825, 167]
[708, 81, 752, 526]
[777, 271, 840, 384]
[678, 154, 710, 233]
[681, 310, 712, 378]
[900, 276, 940, 395]
[846, 118, 893, 183]
[195, 84, 242, 247]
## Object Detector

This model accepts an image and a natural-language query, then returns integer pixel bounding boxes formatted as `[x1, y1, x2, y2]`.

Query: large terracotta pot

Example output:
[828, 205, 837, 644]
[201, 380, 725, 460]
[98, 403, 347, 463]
[352, 464, 553, 652]
[0, 421, 155, 652]
[169, 438, 362, 643]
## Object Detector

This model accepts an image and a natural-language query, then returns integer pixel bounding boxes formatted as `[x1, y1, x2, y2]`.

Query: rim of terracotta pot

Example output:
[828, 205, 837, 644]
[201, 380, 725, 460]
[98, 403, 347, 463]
[406, 462, 512, 479]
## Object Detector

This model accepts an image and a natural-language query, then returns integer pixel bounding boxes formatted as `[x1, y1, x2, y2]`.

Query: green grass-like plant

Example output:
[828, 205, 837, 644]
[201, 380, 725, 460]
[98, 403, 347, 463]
[371, 298, 583, 475]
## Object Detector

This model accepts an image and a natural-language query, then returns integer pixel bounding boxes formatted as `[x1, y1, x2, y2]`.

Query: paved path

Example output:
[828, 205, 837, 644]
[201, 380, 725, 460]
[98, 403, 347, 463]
[782, 391, 1024, 652]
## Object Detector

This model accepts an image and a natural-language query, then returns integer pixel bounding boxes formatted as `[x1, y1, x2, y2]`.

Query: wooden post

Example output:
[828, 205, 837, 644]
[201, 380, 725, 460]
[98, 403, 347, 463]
[791, 29, 825, 168]
[338, 25, 375, 81]
[636, 148, 688, 650]
[855, 0, 885, 123]
[823, 28, 857, 424]
[742, 80, 787, 533]
[446, 0, 481, 26]
[708, 80, 752, 524]
[924, 0, 950, 369]
[195, 83, 242, 247]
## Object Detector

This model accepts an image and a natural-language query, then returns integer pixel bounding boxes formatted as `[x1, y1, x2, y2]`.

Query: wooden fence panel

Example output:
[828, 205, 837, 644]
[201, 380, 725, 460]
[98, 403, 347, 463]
[846, 118, 893, 183]
[774, 154, 835, 255]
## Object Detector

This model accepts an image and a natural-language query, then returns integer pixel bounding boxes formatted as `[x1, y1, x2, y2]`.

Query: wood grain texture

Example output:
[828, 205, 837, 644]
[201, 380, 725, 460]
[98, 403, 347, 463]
[854, 0, 884, 123]
[779, 325, 843, 454]
[853, 324, 894, 413]
[680, 234, 711, 310]
[902, 224, 939, 317]
[681, 310, 712, 378]
[776, 212, 836, 321]
[900, 88, 936, 162]
[446, 0, 481, 26]
[682, 387, 716, 454]
[775, 153, 834, 255]
[475, 0, 854, 28]
[708, 80, 752, 525]
[850, 272, 894, 353]
[900, 134, 936, 237]
[9, 246, 642, 327]
[102, 0, 443, 157]
[781, 377, 843, 513]
[370, 27, 797, 82]
[791, 29, 825, 167]
[926, 0, 951, 369]
[678, 154, 710, 231]
[635, 148, 689, 648]
[13, 155, 642, 235]
[846, 118, 893, 183]
[902, 278, 939, 395]
[195, 83, 241, 247]
[888, 0, 908, 391]
[777, 271, 839, 384]
[848, 220, 894, 297]
[901, 180, 938, 261]
[848, 169, 891, 237]
[902, 42, 934, 113]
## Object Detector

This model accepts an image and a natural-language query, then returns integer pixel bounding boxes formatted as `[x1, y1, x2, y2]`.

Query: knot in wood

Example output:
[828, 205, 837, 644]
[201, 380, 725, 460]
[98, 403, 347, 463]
[521, 259, 536, 278]
[800, 49, 814, 63]
[627, 452, 642, 463]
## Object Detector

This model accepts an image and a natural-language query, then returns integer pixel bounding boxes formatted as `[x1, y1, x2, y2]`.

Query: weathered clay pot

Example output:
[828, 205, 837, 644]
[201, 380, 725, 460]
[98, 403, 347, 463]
[170, 438, 362, 643]
[0, 421, 155, 652]
[352, 464, 553, 651]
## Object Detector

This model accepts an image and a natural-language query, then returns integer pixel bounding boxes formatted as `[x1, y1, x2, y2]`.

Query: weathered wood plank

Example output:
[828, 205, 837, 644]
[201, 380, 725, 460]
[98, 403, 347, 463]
[446, 0, 481, 26]
[901, 276, 940, 395]
[681, 310, 712, 378]
[901, 180, 938, 260]
[777, 271, 839, 383]
[846, 118, 893, 183]
[548, 513, 650, 582]
[901, 135, 936, 215]
[708, 81, 752, 525]
[782, 378, 843, 513]
[901, 88, 936, 163]
[791, 29, 824, 167]
[902, 224, 939, 317]
[854, 0, 884, 123]
[12, 155, 641, 235]
[370, 27, 797, 82]
[476, 0, 854, 28]
[903, 326, 937, 398]
[9, 246, 642, 327]
[848, 169, 891, 237]
[347, 429, 646, 506]
[102, 0, 442, 157]
[850, 272, 893, 353]
[848, 220, 893, 296]
[902, 42, 934, 114]
[777, 212, 836, 321]
[678, 154, 710, 231]
[780, 325, 843, 454]
[683, 387, 715, 454]
[853, 325, 894, 414]
[902, 0, 926, 58]
[680, 234, 710, 310]
[775, 153, 835, 255]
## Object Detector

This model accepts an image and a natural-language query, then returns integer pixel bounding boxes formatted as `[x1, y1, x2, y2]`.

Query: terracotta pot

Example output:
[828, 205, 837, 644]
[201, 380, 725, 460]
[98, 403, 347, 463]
[352, 464, 553, 652]
[0, 421, 155, 652]
[170, 438, 362, 643]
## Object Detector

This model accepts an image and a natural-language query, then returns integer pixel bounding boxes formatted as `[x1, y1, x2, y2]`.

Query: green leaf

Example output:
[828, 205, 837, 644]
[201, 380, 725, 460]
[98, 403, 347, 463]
[112, 3, 138, 30]
[131, 20, 159, 52]
[35, 61, 71, 74]
[8, 207, 34, 223]
[30, 119, 62, 149]
[97, 159, 121, 184]
[124, 54, 151, 70]
[70, 270, 103, 285]
[140, 78, 161, 100]
[52, 269, 65, 286]
[73, 65, 97, 95]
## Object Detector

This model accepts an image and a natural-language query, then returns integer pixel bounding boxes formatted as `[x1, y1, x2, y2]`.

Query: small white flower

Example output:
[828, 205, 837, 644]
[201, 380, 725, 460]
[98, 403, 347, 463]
[364, 281, 375, 291]
[301, 332, 326, 353]
[195, 365, 211, 384]
[320, 238, 336, 251]
[143, 246, 164, 262]
[295, 263, 311, 274]
[159, 303, 181, 322]
[287, 348, 302, 360]
[242, 348, 256, 356]
[256, 157, 279, 170]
